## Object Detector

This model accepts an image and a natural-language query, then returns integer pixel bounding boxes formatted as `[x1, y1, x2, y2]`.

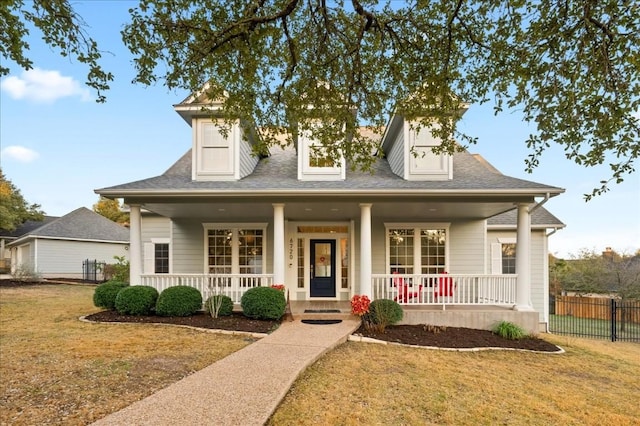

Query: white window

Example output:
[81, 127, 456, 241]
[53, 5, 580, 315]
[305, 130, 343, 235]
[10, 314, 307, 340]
[386, 225, 448, 275]
[491, 239, 516, 274]
[204, 224, 267, 275]
[297, 126, 345, 180]
[144, 238, 170, 274]
[194, 119, 236, 179]
[407, 122, 452, 180]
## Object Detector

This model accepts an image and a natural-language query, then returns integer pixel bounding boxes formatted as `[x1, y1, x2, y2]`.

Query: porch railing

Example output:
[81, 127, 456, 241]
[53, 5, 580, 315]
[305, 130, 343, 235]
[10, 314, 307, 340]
[140, 274, 274, 303]
[372, 274, 517, 306]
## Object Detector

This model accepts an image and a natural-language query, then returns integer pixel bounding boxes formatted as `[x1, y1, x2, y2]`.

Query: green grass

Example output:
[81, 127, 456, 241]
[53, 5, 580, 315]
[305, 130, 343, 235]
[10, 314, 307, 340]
[550, 314, 640, 341]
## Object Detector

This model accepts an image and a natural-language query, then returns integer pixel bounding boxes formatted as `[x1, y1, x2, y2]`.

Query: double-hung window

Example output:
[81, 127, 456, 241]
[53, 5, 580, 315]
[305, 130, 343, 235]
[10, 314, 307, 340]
[491, 239, 516, 274]
[386, 224, 448, 277]
[205, 224, 266, 275]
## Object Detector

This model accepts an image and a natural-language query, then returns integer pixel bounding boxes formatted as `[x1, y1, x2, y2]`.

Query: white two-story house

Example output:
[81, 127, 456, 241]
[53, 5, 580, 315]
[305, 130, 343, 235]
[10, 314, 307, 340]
[96, 92, 564, 332]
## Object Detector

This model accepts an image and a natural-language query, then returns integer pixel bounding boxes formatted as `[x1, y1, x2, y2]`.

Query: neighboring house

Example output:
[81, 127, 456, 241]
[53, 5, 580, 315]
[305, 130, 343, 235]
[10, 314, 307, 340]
[6, 207, 129, 279]
[0, 216, 59, 273]
[96, 93, 565, 332]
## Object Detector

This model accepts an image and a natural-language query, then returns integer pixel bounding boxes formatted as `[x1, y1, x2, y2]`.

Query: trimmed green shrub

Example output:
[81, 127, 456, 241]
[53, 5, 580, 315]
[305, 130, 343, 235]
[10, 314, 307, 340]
[156, 286, 203, 317]
[93, 280, 129, 310]
[241, 287, 286, 320]
[205, 294, 234, 318]
[367, 299, 404, 333]
[493, 321, 527, 340]
[114, 286, 159, 315]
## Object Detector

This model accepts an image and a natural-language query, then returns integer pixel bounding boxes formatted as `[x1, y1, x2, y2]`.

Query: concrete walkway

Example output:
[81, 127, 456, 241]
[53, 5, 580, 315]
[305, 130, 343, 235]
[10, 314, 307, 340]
[92, 319, 360, 426]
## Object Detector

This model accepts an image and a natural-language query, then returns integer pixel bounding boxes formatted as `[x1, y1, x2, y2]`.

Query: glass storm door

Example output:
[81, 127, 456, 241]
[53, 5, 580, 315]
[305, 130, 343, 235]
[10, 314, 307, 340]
[310, 239, 336, 297]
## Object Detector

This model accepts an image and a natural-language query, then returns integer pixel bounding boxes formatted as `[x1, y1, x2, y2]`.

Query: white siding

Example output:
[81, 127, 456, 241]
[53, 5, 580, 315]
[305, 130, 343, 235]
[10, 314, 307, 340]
[34, 239, 128, 278]
[239, 133, 259, 178]
[141, 216, 171, 241]
[448, 220, 486, 273]
[486, 229, 548, 323]
[386, 131, 405, 178]
[170, 219, 273, 274]
[171, 220, 205, 273]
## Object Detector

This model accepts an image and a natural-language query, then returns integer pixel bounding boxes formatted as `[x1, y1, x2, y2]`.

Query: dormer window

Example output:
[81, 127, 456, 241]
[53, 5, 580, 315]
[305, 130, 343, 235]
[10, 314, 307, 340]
[194, 118, 236, 180]
[298, 127, 346, 181]
[200, 119, 233, 174]
[407, 122, 452, 180]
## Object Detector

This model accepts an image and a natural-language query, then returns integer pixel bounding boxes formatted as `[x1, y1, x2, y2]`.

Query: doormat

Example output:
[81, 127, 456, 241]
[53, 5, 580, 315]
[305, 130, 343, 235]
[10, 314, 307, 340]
[303, 309, 341, 313]
[301, 319, 343, 325]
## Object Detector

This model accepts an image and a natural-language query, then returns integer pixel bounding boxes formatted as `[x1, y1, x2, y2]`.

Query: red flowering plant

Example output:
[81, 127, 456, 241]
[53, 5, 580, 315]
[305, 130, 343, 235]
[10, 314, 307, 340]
[270, 284, 285, 291]
[351, 295, 372, 328]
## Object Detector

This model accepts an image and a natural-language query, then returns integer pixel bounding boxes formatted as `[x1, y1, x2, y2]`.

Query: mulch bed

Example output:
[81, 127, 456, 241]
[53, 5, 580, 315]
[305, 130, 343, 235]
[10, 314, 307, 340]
[3, 280, 561, 352]
[86, 310, 561, 352]
[354, 324, 561, 352]
[85, 310, 280, 334]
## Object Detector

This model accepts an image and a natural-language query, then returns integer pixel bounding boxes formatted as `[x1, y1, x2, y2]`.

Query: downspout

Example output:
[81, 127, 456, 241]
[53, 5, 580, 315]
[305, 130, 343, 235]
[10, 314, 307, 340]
[530, 192, 550, 213]
[546, 227, 559, 237]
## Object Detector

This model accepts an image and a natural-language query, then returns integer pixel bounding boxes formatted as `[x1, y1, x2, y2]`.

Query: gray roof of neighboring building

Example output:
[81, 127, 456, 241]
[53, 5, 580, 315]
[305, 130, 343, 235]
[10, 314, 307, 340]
[488, 206, 565, 228]
[97, 146, 564, 195]
[8, 207, 129, 246]
[0, 216, 58, 239]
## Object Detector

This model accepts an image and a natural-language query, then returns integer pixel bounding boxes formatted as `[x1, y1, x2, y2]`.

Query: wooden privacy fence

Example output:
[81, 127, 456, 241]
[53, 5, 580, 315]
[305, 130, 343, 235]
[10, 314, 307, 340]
[555, 296, 640, 324]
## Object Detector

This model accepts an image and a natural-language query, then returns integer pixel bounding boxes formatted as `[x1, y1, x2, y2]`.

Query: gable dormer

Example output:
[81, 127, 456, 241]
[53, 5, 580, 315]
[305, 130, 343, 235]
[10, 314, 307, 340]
[381, 115, 454, 181]
[295, 120, 346, 181]
[173, 87, 259, 182]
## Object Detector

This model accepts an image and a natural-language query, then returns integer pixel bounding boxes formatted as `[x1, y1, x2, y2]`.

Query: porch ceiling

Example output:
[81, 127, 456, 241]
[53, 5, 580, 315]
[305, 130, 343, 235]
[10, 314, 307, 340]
[137, 198, 528, 221]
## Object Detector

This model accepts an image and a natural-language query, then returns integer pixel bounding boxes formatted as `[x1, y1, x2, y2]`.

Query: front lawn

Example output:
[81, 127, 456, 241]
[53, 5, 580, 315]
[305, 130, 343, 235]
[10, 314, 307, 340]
[2, 284, 639, 425]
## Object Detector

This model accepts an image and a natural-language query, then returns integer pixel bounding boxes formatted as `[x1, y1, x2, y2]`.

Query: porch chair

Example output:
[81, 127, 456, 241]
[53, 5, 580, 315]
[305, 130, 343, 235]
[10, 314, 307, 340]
[434, 272, 455, 301]
[392, 272, 423, 303]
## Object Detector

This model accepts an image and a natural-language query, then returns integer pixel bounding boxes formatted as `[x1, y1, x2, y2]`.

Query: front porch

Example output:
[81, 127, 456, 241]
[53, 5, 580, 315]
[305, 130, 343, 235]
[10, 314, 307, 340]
[140, 273, 538, 332]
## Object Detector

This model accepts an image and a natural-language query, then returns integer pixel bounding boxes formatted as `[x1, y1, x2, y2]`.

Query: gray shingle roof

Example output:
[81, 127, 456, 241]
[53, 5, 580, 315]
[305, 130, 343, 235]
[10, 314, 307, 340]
[0, 216, 58, 238]
[488, 206, 565, 228]
[97, 146, 563, 194]
[9, 207, 129, 245]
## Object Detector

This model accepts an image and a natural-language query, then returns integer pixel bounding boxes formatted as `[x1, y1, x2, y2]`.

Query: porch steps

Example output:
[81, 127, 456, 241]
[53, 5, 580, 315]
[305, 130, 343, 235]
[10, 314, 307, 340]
[289, 301, 357, 321]
[295, 311, 358, 321]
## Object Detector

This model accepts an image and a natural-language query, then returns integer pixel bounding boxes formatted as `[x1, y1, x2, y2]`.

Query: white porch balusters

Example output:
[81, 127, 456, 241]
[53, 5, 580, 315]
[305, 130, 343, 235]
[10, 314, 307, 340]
[360, 203, 373, 298]
[515, 202, 533, 310]
[129, 204, 142, 285]
[272, 203, 285, 285]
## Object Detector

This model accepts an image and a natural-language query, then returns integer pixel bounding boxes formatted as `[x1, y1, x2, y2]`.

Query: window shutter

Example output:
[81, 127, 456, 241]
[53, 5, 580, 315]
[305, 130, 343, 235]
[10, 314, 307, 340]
[143, 243, 154, 274]
[491, 243, 502, 274]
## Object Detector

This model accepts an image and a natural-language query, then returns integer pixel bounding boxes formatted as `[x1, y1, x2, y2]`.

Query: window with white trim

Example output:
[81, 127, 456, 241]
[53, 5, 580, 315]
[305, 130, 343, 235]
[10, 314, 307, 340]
[144, 239, 170, 274]
[501, 243, 516, 274]
[205, 226, 266, 275]
[154, 243, 169, 274]
[387, 225, 448, 275]
[491, 239, 516, 274]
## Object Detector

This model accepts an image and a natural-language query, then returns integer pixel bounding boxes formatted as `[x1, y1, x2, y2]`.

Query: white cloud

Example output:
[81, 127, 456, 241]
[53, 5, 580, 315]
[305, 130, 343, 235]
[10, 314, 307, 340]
[1, 145, 40, 163]
[0, 68, 91, 103]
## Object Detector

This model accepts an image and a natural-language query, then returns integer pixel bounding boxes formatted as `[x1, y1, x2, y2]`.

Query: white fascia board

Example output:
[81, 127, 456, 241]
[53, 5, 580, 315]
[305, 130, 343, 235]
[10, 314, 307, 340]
[8, 236, 129, 247]
[100, 187, 564, 199]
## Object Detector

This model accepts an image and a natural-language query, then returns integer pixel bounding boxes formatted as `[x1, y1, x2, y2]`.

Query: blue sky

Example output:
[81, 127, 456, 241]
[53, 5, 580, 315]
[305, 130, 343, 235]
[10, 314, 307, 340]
[1, 1, 638, 258]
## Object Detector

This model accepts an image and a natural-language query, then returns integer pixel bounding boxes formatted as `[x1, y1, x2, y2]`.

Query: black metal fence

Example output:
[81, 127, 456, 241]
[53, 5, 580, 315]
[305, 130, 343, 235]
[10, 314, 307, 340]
[82, 259, 106, 283]
[549, 296, 640, 343]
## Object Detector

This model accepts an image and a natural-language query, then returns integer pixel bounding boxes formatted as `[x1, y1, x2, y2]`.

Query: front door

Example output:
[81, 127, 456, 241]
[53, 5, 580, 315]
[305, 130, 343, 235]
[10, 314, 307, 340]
[310, 239, 336, 297]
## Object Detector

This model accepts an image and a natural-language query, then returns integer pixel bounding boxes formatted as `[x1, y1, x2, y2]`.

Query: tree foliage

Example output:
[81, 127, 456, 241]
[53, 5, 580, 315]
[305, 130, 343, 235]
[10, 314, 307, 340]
[1, 0, 113, 102]
[121, 0, 639, 198]
[0, 169, 44, 232]
[93, 197, 129, 225]
[559, 248, 640, 300]
[3, 1, 638, 197]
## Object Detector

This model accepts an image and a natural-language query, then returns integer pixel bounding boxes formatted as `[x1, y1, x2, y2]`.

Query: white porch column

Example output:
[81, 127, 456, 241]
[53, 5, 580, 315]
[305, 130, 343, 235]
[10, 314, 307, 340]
[360, 203, 372, 298]
[272, 203, 285, 284]
[129, 204, 142, 285]
[515, 202, 532, 310]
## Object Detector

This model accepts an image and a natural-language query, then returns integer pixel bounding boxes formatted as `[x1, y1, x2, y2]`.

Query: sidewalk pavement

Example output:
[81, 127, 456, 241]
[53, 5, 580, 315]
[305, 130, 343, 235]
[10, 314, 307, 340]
[92, 319, 361, 426]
